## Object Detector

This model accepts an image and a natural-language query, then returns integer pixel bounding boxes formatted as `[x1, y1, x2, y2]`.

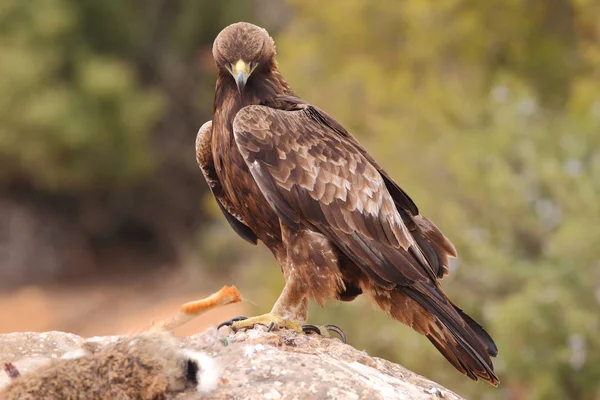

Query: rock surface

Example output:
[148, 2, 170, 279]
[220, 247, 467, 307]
[0, 327, 463, 399]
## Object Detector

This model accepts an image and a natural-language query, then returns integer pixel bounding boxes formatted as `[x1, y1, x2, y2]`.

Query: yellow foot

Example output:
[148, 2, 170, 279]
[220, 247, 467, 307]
[231, 313, 303, 332]
[217, 315, 346, 343]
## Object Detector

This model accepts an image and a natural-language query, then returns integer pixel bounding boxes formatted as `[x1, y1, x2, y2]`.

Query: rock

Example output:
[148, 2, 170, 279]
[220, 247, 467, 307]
[0, 331, 84, 390]
[0, 328, 463, 400]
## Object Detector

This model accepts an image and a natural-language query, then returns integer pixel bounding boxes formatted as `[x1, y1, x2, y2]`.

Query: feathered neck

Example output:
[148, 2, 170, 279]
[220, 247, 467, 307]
[213, 64, 294, 118]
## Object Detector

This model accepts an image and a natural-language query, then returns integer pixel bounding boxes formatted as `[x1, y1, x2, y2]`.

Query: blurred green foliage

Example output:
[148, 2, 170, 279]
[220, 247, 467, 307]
[0, 0, 161, 191]
[0, 0, 251, 193]
[0, 0, 256, 264]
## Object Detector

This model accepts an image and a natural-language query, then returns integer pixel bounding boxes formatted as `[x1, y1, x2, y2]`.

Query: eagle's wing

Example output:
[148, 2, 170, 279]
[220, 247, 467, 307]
[233, 105, 450, 287]
[196, 120, 257, 245]
[302, 103, 457, 277]
[267, 96, 457, 278]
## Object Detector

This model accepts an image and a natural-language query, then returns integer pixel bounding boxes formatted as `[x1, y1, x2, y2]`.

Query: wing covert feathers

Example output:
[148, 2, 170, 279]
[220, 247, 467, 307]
[233, 105, 440, 286]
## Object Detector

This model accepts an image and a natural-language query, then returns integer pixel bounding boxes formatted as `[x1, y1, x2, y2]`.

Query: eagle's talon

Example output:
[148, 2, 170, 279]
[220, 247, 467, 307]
[301, 324, 347, 343]
[267, 322, 276, 332]
[217, 316, 248, 330]
[301, 324, 321, 335]
[324, 324, 347, 343]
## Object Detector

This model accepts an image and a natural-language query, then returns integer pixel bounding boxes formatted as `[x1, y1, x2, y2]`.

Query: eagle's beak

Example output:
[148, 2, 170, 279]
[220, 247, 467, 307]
[232, 60, 250, 94]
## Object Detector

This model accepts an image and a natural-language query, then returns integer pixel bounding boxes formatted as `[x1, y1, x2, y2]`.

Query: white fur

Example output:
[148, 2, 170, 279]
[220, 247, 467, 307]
[181, 350, 220, 394]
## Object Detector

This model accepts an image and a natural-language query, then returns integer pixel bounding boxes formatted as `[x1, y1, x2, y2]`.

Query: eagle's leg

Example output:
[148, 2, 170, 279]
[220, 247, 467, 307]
[229, 273, 308, 332]
[221, 277, 347, 341]
[226, 225, 348, 341]
[270, 272, 309, 321]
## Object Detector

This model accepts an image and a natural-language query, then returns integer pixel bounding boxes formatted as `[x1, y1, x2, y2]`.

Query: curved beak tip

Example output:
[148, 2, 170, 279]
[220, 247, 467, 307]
[236, 71, 248, 94]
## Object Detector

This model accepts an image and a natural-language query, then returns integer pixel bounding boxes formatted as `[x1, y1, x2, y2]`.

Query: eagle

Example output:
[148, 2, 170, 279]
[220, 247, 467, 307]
[196, 22, 498, 385]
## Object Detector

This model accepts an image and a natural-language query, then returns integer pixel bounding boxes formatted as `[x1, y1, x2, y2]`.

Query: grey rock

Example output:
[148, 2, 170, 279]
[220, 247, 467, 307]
[0, 328, 463, 400]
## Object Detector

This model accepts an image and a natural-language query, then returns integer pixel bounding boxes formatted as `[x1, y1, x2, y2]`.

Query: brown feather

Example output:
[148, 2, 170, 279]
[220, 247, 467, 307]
[195, 121, 257, 245]
[281, 223, 344, 305]
[401, 284, 499, 385]
[368, 282, 498, 385]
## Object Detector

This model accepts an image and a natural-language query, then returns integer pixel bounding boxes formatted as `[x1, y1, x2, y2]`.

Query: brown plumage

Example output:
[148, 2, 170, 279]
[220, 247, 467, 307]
[197, 22, 499, 385]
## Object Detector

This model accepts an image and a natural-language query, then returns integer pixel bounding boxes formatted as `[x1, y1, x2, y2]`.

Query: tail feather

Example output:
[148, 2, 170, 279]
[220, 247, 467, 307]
[452, 305, 498, 357]
[400, 284, 499, 386]
[426, 333, 479, 381]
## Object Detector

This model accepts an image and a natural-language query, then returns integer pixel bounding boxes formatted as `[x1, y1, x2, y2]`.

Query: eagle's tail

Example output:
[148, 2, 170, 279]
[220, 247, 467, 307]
[399, 283, 499, 386]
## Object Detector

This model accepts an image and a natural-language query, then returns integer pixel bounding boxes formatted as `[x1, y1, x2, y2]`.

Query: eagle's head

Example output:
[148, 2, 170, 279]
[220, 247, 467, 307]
[212, 22, 277, 95]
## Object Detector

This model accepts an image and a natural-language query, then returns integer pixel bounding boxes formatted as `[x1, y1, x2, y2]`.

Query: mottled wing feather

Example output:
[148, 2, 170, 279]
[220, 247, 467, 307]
[270, 95, 420, 216]
[233, 105, 440, 286]
[196, 120, 257, 245]
[269, 95, 456, 279]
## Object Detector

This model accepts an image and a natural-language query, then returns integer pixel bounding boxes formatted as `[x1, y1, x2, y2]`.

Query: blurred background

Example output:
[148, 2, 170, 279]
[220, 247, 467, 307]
[0, 0, 599, 398]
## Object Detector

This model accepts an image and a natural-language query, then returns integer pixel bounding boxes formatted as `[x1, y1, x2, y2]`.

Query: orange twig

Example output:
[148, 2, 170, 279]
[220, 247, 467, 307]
[152, 285, 241, 331]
